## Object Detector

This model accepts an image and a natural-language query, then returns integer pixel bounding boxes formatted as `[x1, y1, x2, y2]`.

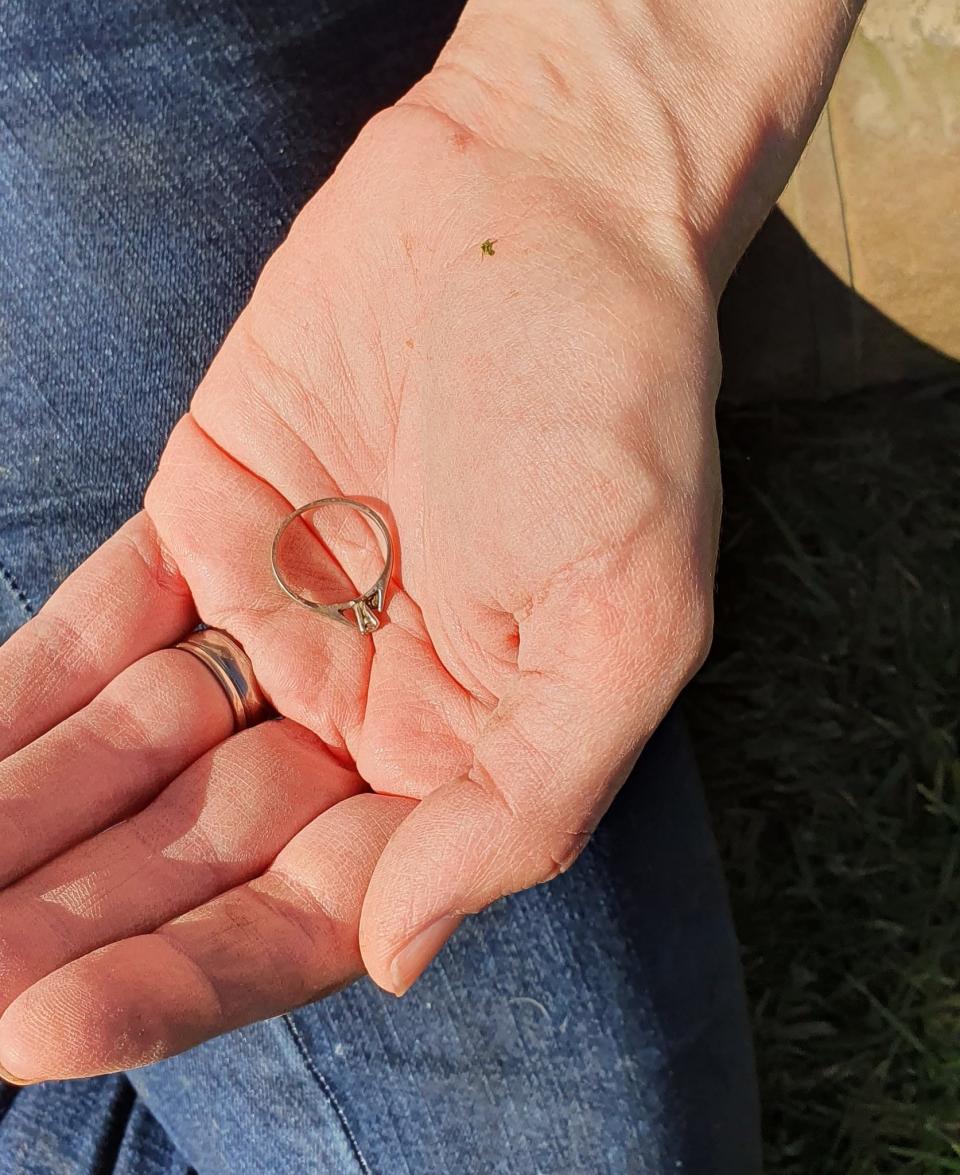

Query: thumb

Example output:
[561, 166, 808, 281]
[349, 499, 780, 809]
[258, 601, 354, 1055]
[358, 640, 664, 995]
[359, 554, 712, 995]
[359, 489, 714, 993]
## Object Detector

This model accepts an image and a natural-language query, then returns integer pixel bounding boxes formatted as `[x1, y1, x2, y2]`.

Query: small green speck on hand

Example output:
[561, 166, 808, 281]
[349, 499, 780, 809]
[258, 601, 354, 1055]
[480, 238, 497, 257]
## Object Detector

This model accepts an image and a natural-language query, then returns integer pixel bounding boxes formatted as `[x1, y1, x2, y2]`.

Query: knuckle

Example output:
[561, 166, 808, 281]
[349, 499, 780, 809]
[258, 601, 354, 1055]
[639, 581, 714, 697]
[465, 761, 592, 892]
[676, 590, 715, 675]
[531, 822, 594, 891]
[120, 513, 191, 600]
[30, 609, 93, 680]
[537, 827, 591, 882]
[0, 935, 30, 1002]
[503, 825, 591, 897]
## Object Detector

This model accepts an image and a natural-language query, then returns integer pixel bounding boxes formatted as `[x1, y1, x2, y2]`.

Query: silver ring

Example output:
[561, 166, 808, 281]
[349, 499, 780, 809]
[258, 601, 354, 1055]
[175, 628, 269, 732]
[271, 497, 394, 635]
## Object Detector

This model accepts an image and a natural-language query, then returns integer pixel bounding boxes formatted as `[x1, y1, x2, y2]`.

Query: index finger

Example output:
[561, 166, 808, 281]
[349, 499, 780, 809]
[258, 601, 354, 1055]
[0, 511, 197, 761]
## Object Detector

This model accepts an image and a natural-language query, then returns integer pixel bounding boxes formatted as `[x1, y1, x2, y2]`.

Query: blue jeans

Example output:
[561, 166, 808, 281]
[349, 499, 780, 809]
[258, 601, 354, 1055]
[0, 3, 761, 1171]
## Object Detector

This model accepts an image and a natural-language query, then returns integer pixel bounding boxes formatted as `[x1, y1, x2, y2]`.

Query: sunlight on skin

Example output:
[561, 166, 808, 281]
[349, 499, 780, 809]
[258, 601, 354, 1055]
[0, 102, 714, 1083]
[0, 0, 862, 1083]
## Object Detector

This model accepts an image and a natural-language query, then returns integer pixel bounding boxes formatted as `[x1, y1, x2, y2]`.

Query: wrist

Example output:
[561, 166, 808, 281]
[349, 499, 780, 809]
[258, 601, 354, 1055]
[403, 0, 863, 297]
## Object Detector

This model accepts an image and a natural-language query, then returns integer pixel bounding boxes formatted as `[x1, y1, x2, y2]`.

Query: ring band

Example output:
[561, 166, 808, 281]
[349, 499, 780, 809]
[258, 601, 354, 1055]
[271, 498, 394, 636]
[175, 629, 269, 732]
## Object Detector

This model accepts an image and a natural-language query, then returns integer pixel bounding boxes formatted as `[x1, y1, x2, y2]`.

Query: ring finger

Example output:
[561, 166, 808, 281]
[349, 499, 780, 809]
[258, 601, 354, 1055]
[0, 643, 249, 888]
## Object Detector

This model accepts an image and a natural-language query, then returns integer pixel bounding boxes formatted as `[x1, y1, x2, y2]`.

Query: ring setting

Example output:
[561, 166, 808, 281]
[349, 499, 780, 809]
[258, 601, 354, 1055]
[270, 497, 393, 635]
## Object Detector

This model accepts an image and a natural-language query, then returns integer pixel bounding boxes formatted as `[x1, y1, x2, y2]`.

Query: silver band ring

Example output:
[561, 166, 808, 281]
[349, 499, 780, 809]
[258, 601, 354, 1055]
[175, 629, 269, 732]
[271, 497, 393, 635]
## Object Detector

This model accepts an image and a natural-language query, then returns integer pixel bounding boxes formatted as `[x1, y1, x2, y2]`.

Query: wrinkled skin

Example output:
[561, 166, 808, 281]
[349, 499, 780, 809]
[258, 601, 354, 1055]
[0, 100, 721, 1081]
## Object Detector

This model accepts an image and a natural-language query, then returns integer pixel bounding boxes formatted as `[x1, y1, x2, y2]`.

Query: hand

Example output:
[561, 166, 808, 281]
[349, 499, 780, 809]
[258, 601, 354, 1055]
[0, 0, 860, 1080]
[0, 92, 719, 1082]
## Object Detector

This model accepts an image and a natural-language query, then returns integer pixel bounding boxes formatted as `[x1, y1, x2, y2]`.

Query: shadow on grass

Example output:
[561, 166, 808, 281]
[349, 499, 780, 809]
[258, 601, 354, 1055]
[687, 380, 960, 1173]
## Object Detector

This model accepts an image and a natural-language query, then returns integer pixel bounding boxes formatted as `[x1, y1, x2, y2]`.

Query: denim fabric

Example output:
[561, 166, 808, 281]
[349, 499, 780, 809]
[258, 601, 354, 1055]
[0, 1077, 191, 1175]
[0, 2, 761, 1171]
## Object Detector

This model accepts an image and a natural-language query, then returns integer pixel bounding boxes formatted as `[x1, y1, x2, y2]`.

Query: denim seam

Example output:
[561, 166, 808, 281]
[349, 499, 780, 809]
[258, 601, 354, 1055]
[0, 557, 35, 619]
[282, 1013, 372, 1175]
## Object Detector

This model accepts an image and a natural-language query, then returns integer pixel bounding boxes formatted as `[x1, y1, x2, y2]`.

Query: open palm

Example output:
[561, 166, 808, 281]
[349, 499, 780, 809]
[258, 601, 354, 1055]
[0, 101, 720, 1082]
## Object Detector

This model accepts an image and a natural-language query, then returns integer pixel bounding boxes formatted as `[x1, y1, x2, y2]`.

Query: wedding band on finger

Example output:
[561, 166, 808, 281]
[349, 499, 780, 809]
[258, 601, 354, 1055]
[175, 628, 269, 732]
[271, 497, 393, 636]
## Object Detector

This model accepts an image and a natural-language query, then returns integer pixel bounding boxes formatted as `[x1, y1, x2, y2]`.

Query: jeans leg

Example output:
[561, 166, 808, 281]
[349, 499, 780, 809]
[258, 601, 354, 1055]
[127, 710, 760, 1175]
[0, 1075, 193, 1175]
[0, 0, 462, 625]
[1, 4, 760, 1171]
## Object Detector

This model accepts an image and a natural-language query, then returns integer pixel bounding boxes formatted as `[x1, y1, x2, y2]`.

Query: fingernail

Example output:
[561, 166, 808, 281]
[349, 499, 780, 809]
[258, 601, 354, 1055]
[389, 915, 463, 996]
[0, 1060, 37, 1087]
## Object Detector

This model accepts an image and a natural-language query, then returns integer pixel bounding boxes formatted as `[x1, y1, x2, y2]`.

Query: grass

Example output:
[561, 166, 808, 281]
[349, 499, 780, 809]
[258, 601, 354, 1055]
[686, 379, 960, 1173]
